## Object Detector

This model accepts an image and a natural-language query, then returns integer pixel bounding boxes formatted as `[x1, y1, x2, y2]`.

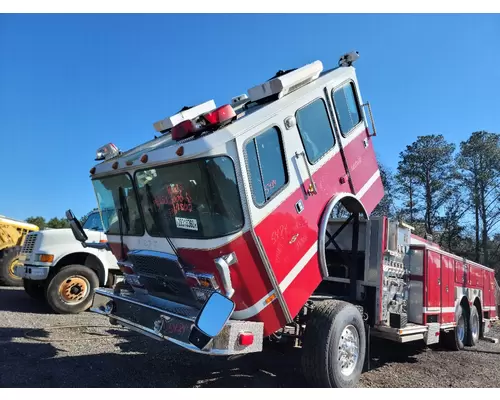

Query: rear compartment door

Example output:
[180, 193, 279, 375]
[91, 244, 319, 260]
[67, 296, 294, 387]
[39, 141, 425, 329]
[426, 250, 441, 321]
[440, 255, 455, 323]
[484, 270, 495, 315]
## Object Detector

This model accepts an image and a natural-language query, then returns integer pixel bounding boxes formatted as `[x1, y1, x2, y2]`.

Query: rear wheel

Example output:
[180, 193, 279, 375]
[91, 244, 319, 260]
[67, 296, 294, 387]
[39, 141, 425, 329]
[301, 300, 366, 388]
[45, 264, 99, 314]
[0, 246, 23, 286]
[467, 305, 480, 347]
[23, 279, 46, 300]
[442, 304, 467, 350]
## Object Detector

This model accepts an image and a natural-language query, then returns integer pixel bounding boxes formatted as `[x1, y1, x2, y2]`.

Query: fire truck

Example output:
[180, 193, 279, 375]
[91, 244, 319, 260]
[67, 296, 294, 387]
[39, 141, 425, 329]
[66, 51, 498, 388]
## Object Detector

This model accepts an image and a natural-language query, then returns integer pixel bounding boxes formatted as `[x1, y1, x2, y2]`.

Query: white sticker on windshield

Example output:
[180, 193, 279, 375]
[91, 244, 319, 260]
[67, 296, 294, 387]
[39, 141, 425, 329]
[175, 217, 198, 231]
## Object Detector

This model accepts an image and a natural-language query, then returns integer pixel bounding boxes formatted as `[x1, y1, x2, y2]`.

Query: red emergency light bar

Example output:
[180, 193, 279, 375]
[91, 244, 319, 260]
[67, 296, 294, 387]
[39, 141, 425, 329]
[171, 104, 237, 142]
[202, 104, 237, 125]
[172, 120, 199, 141]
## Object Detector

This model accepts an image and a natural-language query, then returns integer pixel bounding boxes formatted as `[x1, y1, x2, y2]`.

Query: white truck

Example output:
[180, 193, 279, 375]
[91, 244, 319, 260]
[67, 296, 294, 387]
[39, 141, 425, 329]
[14, 210, 121, 314]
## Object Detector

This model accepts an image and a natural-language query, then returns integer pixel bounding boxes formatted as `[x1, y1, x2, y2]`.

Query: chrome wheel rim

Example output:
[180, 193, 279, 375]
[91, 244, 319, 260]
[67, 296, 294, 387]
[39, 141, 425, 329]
[338, 325, 360, 376]
[472, 313, 479, 339]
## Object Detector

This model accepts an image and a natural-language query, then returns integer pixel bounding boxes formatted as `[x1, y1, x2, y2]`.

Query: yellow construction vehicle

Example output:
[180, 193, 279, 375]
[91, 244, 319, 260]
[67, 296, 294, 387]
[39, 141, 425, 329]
[0, 215, 39, 286]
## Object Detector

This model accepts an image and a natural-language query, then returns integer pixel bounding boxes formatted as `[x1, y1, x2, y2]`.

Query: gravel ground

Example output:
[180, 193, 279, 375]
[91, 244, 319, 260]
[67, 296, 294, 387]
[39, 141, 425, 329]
[1, 286, 499, 388]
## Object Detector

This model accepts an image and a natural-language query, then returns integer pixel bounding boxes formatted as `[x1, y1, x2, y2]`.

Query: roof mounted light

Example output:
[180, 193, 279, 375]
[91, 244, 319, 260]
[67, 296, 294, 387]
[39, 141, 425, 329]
[153, 100, 216, 134]
[247, 60, 323, 103]
[171, 104, 237, 142]
[171, 119, 199, 141]
[95, 143, 120, 161]
[202, 104, 236, 125]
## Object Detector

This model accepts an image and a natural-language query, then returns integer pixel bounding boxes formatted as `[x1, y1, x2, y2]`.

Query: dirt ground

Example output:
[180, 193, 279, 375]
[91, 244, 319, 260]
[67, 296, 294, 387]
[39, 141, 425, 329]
[1, 286, 499, 388]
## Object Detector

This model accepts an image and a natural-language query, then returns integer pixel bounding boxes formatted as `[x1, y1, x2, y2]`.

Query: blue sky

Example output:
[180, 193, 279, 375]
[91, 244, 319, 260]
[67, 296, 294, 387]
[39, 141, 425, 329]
[1, 13, 499, 221]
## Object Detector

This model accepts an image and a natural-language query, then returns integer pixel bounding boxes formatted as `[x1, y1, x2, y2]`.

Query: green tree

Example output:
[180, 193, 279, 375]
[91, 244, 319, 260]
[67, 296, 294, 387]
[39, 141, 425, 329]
[395, 152, 423, 226]
[25, 216, 46, 230]
[395, 134, 456, 236]
[437, 190, 470, 254]
[372, 162, 396, 218]
[46, 217, 70, 229]
[458, 131, 500, 265]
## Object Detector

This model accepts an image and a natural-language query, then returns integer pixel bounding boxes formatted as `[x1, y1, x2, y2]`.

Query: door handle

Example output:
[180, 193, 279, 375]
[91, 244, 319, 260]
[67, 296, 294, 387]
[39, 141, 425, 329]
[295, 199, 304, 214]
[295, 151, 317, 195]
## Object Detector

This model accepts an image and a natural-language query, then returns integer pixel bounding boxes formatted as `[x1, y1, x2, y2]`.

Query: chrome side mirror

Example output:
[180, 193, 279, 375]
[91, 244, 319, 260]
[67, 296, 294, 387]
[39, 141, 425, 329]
[189, 292, 235, 350]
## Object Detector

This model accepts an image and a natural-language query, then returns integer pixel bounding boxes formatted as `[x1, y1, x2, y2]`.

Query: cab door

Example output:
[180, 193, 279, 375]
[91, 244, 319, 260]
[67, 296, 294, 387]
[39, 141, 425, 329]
[324, 78, 383, 214]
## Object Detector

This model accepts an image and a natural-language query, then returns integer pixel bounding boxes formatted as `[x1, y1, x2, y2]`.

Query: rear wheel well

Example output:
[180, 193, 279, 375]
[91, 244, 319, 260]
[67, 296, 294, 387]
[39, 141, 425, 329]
[318, 194, 368, 279]
[55, 252, 106, 286]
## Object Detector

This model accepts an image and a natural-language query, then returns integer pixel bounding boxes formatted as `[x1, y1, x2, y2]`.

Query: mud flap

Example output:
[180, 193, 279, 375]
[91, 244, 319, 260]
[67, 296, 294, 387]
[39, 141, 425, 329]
[424, 323, 440, 345]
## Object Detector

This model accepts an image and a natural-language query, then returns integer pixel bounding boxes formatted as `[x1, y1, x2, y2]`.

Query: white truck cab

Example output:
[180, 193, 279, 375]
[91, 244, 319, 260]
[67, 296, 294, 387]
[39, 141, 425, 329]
[14, 210, 121, 314]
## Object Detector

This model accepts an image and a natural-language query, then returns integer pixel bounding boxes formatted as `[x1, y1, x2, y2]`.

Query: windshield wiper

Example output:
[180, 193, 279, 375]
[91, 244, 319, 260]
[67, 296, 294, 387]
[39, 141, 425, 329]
[144, 183, 183, 263]
[117, 186, 130, 260]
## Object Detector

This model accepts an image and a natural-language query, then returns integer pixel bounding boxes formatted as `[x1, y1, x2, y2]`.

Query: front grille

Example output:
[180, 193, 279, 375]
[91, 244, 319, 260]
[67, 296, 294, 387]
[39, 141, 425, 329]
[131, 253, 187, 281]
[21, 233, 38, 257]
[128, 251, 200, 307]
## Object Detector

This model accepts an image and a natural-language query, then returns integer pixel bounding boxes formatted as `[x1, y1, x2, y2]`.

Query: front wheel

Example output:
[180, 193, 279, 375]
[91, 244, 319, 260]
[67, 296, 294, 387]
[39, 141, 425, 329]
[301, 300, 366, 388]
[45, 264, 99, 314]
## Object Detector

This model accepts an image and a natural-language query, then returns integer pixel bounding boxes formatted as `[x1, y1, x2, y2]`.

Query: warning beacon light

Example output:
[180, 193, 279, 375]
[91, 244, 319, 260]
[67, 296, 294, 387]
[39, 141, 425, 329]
[153, 100, 216, 134]
[95, 143, 120, 161]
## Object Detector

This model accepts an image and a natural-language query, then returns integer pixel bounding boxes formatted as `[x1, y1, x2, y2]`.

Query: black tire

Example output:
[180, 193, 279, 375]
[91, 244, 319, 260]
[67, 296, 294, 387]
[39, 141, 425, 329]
[442, 304, 467, 350]
[467, 305, 480, 347]
[45, 264, 99, 314]
[23, 279, 46, 301]
[0, 246, 23, 286]
[301, 300, 366, 388]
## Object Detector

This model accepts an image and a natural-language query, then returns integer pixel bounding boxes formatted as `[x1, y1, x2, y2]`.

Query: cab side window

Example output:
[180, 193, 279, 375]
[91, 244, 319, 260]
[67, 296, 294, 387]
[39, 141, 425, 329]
[332, 82, 362, 136]
[245, 126, 288, 206]
[295, 98, 335, 164]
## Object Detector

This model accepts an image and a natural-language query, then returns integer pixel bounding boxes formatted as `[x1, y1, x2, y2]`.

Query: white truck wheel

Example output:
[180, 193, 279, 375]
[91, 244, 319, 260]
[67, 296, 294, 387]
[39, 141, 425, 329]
[45, 264, 99, 314]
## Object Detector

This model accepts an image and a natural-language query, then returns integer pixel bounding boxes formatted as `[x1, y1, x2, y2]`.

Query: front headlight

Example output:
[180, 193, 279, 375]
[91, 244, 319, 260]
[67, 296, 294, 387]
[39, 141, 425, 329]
[34, 254, 54, 263]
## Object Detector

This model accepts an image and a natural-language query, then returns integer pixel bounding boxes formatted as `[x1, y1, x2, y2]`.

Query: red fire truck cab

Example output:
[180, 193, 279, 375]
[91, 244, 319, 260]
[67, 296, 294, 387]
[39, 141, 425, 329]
[66, 51, 498, 388]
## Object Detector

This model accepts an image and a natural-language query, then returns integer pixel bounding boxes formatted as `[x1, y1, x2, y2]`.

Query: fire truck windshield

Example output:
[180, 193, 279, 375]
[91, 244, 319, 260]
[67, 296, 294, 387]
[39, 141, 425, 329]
[135, 156, 244, 239]
[92, 174, 144, 236]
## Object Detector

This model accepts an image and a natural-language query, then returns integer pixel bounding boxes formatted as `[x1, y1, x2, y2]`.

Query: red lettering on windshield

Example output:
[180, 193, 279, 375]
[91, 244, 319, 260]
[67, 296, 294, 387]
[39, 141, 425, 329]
[153, 183, 193, 216]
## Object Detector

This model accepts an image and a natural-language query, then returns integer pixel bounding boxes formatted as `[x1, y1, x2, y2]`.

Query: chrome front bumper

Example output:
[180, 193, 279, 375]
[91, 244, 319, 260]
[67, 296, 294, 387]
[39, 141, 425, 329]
[91, 287, 264, 355]
[14, 264, 50, 280]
